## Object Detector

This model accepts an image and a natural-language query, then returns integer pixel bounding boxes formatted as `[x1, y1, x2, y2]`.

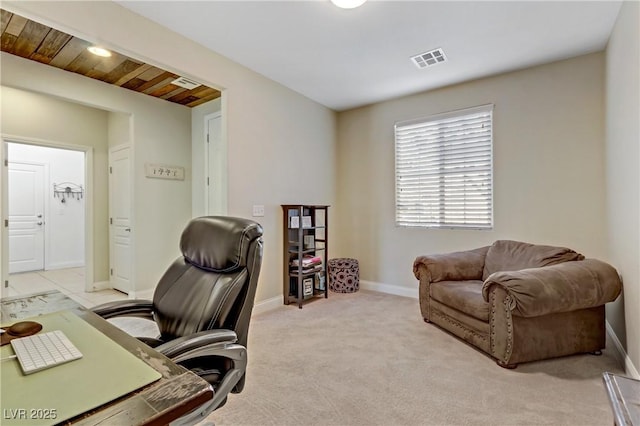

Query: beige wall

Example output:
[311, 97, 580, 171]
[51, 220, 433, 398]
[108, 112, 131, 148]
[3, 1, 337, 303]
[335, 53, 606, 295]
[1, 85, 110, 284]
[223, 60, 337, 303]
[605, 0, 640, 377]
[1, 53, 192, 295]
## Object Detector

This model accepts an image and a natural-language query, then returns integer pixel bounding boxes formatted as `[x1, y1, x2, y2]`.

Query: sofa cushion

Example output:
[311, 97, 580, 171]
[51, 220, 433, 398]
[430, 280, 488, 322]
[482, 240, 584, 281]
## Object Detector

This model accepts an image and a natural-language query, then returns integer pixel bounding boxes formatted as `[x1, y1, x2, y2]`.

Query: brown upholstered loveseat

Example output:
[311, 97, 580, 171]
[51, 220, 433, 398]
[413, 240, 622, 368]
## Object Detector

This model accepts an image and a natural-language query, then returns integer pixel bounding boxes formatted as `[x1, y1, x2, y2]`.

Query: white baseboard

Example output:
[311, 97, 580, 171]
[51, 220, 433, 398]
[252, 280, 416, 316]
[46, 261, 85, 270]
[253, 295, 282, 316]
[606, 321, 640, 379]
[360, 279, 418, 299]
[93, 281, 154, 299]
[91, 280, 111, 291]
[130, 288, 154, 300]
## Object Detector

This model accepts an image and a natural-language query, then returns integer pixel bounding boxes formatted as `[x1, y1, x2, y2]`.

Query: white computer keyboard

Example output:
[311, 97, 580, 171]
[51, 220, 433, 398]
[10, 330, 83, 375]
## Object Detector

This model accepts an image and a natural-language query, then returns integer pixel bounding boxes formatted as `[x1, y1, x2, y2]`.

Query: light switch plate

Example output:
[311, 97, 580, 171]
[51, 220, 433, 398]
[252, 205, 265, 217]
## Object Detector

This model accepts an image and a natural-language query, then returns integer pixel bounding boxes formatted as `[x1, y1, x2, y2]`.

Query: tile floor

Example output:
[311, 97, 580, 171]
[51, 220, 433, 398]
[6, 267, 126, 308]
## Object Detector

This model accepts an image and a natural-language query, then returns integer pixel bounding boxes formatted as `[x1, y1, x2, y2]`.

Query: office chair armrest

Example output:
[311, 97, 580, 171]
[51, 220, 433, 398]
[154, 329, 238, 359]
[91, 299, 154, 320]
[158, 330, 247, 425]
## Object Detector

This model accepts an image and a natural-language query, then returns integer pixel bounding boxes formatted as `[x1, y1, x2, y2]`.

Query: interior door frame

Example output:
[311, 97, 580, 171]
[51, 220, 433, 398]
[1, 134, 94, 298]
[204, 111, 228, 216]
[108, 143, 134, 295]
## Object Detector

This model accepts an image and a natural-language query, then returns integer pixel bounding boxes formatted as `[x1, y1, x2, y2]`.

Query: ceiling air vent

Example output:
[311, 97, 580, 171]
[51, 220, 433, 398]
[411, 48, 447, 69]
[171, 77, 201, 90]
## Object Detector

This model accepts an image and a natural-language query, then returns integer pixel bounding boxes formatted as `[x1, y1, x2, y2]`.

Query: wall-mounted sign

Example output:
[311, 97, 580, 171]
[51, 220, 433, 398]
[145, 163, 185, 180]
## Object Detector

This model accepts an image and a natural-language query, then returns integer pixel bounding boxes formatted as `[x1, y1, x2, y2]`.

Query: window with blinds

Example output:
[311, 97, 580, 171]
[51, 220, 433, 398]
[394, 104, 493, 229]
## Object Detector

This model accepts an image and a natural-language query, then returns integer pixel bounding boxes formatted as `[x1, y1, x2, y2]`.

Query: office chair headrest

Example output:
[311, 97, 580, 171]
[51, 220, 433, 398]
[180, 216, 263, 273]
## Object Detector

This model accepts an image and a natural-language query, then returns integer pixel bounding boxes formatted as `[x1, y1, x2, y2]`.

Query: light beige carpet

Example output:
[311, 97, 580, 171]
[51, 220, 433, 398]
[206, 290, 623, 426]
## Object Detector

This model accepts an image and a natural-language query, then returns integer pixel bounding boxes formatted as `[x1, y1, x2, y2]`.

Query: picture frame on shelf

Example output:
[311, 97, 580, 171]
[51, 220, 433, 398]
[302, 215, 312, 228]
[303, 277, 313, 296]
[290, 216, 300, 228]
[304, 235, 315, 249]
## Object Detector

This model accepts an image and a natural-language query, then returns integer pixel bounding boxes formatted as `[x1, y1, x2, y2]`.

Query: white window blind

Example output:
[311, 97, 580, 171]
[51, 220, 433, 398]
[395, 104, 493, 229]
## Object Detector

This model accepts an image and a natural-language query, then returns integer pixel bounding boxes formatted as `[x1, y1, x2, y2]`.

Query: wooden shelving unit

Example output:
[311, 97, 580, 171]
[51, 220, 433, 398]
[281, 205, 329, 308]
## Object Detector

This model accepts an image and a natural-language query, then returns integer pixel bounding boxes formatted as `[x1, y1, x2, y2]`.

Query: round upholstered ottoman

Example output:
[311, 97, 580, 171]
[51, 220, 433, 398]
[327, 258, 359, 293]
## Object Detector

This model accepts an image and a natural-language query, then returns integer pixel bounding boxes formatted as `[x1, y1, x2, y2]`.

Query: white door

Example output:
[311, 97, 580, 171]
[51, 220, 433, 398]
[206, 113, 227, 215]
[8, 163, 45, 273]
[109, 146, 132, 294]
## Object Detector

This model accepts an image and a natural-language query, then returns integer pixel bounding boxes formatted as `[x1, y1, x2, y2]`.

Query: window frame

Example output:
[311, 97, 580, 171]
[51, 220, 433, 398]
[394, 104, 494, 230]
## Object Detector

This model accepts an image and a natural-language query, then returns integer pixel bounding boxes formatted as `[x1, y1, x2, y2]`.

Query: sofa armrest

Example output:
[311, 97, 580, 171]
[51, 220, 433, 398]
[413, 246, 489, 283]
[482, 258, 622, 317]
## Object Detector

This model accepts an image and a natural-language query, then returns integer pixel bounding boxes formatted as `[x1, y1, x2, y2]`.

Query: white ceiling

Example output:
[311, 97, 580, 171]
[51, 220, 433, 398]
[119, 0, 622, 111]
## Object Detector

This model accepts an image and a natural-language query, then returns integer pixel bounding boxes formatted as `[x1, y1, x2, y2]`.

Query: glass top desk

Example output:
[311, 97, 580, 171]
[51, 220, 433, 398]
[1, 290, 214, 425]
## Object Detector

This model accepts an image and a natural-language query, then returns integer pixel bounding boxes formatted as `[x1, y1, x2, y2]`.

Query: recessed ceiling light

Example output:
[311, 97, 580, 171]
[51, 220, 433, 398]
[87, 46, 112, 57]
[330, 0, 367, 9]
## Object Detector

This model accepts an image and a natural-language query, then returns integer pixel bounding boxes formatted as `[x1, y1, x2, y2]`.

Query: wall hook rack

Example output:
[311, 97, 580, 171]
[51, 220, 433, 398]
[53, 182, 84, 203]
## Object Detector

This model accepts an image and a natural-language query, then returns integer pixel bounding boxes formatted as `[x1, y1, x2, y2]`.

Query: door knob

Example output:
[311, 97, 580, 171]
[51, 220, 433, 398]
[37, 214, 42, 218]
[37, 222, 43, 225]
[125, 228, 131, 232]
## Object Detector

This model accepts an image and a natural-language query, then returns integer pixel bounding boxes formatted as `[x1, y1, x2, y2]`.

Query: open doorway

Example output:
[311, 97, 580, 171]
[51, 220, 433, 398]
[6, 142, 86, 295]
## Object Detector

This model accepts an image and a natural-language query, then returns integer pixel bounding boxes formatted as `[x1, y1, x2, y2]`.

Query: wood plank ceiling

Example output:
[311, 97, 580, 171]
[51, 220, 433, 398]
[0, 9, 221, 108]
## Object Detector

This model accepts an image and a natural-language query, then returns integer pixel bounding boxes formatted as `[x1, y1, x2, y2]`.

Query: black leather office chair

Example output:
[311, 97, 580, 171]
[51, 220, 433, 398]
[92, 216, 263, 424]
